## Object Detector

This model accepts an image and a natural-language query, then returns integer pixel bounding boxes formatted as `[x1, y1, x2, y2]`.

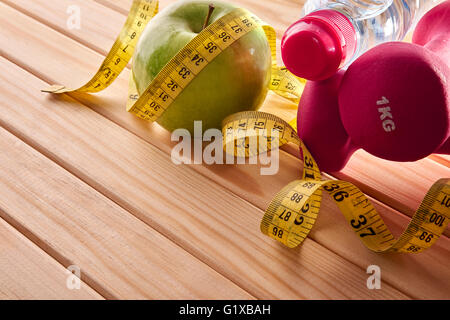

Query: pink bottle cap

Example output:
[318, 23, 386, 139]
[281, 9, 357, 81]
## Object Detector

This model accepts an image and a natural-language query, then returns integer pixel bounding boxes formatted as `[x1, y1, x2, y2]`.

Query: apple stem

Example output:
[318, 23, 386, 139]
[202, 4, 215, 30]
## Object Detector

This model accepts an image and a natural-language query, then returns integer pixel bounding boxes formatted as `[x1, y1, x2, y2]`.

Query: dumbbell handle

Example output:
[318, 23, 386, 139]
[413, 0, 450, 57]
[436, 138, 450, 154]
[424, 34, 450, 60]
[429, 32, 450, 155]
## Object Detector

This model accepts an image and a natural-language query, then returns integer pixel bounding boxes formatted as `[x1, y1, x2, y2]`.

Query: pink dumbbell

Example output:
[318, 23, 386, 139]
[298, 0, 450, 172]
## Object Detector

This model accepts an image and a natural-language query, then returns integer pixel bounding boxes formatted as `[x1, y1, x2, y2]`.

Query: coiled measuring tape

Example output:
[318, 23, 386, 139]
[222, 111, 450, 253]
[42, 0, 449, 253]
[42, 0, 305, 112]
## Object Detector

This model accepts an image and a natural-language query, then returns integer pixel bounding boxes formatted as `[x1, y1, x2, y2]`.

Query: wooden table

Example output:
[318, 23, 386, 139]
[0, 0, 449, 300]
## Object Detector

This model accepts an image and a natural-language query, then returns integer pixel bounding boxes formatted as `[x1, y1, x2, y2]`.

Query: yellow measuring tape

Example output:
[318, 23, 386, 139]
[42, 0, 305, 114]
[223, 112, 450, 253]
[43, 0, 159, 94]
[43, 0, 449, 253]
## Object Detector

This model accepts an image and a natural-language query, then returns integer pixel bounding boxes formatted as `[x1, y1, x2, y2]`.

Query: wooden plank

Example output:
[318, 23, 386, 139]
[4, 0, 127, 57]
[9, 0, 448, 237]
[0, 3, 448, 298]
[429, 155, 450, 168]
[0, 57, 409, 299]
[86, 0, 450, 229]
[335, 152, 450, 226]
[0, 217, 102, 300]
[94, 0, 145, 15]
[93, 0, 304, 39]
[0, 85, 250, 300]
[9, 0, 449, 242]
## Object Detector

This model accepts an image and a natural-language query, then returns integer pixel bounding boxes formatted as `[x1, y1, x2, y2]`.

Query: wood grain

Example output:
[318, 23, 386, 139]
[0, 63, 250, 299]
[429, 155, 450, 168]
[0, 55, 409, 299]
[0, 0, 449, 299]
[0, 2, 449, 299]
[4, 0, 127, 57]
[0, 216, 102, 300]
[93, 0, 306, 41]
[7, 0, 448, 237]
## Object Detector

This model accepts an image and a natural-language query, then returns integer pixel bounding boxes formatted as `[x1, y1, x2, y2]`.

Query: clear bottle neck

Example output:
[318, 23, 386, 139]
[302, 0, 394, 19]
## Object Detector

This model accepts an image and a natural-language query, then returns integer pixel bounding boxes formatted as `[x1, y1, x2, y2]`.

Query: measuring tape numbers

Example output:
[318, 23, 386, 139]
[43, 0, 159, 94]
[223, 111, 450, 253]
[43, 0, 305, 122]
[42, 0, 449, 254]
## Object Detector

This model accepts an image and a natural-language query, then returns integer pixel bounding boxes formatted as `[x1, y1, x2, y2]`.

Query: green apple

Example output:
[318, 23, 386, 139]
[132, 0, 272, 133]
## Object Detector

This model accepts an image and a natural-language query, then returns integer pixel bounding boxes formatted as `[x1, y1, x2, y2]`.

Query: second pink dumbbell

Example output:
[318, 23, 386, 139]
[298, 0, 450, 172]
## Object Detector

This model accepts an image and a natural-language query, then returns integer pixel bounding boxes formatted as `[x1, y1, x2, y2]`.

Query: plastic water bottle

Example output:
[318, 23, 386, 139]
[281, 0, 441, 81]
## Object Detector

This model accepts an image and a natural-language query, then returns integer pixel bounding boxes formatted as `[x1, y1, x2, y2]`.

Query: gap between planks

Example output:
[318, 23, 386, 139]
[0, 97, 253, 299]
[0, 1, 448, 298]
[0, 214, 103, 300]
[0, 54, 411, 299]
[6, 0, 448, 238]
[3, 0, 448, 244]
[1, 1, 448, 298]
[92, 0, 450, 235]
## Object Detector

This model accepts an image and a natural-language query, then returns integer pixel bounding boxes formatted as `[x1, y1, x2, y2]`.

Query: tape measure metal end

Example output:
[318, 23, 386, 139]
[41, 85, 68, 94]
